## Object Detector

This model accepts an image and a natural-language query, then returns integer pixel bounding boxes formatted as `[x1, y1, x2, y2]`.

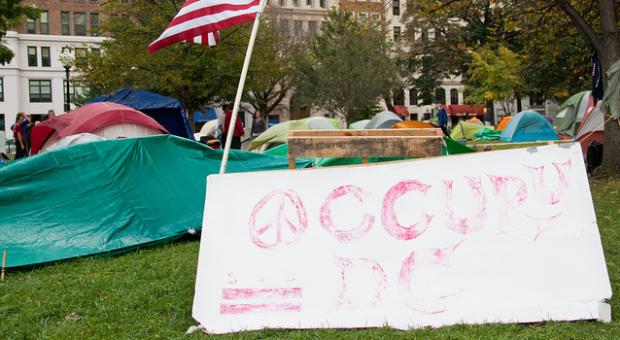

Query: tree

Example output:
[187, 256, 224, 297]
[292, 10, 402, 125]
[244, 20, 298, 119]
[466, 44, 525, 115]
[0, 0, 38, 64]
[76, 0, 296, 129]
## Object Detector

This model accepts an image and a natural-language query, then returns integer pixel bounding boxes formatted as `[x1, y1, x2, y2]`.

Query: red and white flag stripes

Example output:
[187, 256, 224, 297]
[148, 0, 260, 53]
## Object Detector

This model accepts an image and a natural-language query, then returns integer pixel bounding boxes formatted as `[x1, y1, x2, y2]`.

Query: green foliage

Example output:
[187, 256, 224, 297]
[0, 0, 39, 64]
[466, 44, 525, 113]
[76, 0, 293, 126]
[2, 178, 620, 338]
[292, 10, 402, 124]
[401, 0, 595, 103]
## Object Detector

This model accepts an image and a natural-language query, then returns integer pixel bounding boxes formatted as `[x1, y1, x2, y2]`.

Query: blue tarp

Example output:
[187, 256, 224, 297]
[194, 108, 217, 123]
[500, 110, 559, 142]
[88, 87, 194, 139]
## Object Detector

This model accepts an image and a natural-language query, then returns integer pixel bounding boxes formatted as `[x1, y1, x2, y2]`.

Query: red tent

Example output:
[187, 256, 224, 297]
[31, 102, 168, 154]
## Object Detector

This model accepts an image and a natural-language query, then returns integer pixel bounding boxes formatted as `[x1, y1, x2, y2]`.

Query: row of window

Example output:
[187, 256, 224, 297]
[278, 19, 321, 35]
[26, 46, 98, 67]
[0, 78, 4, 102]
[24, 80, 82, 103]
[407, 88, 460, 106]
[26, 11, 99, 36]
[272, 0, 327, 8]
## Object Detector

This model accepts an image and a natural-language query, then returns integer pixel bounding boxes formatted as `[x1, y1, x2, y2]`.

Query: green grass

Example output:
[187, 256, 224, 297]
[2, 178, 620, 339]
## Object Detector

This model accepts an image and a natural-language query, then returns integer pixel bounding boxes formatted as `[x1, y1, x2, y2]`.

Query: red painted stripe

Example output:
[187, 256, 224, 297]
[148, 13, 256, 53]
[219, 303, 302, 314]
[169, 0, 260, 27]
[221, 287, 303, 300]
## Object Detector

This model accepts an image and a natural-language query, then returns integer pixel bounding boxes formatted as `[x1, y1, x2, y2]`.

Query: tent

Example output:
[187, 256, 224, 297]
[497, 116, 513, 131]
[194, 108, 218, 123]
[349, 119, 370, 129]
[46, 133, 106, 152]
[500, 110, 559, 142]
[30, 102, 168, 154]
[466, 117, 484, 126]
[576, 100, 605, 156]
[393, 121, 434, 129]
[450, 121, 486, 140]
[248, 117, 341, 151]
[365, 111, 402, 129]
[0, 135, 311, 268]
[88, 87, 193, 139]
[554, 91, 594, 137]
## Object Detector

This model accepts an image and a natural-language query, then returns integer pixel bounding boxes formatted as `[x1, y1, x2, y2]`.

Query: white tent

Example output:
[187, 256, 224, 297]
[45, 133, 106, 153]
[365, 111, 402, 129]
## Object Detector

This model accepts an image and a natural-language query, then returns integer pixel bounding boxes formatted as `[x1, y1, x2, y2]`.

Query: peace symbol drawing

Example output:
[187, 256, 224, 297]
[248, 189, 309, 249]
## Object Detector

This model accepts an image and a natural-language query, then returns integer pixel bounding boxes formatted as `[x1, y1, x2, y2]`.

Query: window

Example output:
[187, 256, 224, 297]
[279, 0, 285, 6]
[306, 0, 312, 6]
[393, 0, 400, 16]
[393, 88, 404, 105]
[27, 46, 37, 66]
[29, 80, 52, 102]
[0, 114, 5, 132]
[421, 29, 428, 42]
[74, 13, 87, 36]
[294, 20, 303, 34]
[278, 19, 289, 34]
[26, 18, 36, 34]
[64, 80, 76, 104]
[435, 88, 446, 104]
[75, 48, 88, 67]
[41, 47, 51, 67]
[90, 13, 99, 36]
[292, 0, 299, 6]
[61, 12, 70, 35]
[308, 21, 317, 35]
[393, 26, 401, 42]
[409, 88, 418, 106]
[91, 48, 101, 56]
[450, 89, 459, 105]
[359, 13, 367, 24]
[319, 0, 325, 8]
[0, 78, 4, 102]
[40, 11, 49, 34]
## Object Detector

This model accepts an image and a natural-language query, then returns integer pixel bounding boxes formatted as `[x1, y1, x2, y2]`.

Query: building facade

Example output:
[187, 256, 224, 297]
[0, 0, 105, 139]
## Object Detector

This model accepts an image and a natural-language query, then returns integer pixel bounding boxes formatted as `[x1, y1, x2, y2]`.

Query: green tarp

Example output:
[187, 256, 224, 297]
[0, 135, 310, 268]
[605, 60, 620, 119]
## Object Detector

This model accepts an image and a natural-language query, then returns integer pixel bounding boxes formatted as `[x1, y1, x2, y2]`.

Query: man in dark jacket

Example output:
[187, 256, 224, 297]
[436, 102, 449, 136]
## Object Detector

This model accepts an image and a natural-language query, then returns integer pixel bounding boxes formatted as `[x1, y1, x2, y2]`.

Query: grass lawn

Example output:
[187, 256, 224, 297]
[1, 177, 619, 339]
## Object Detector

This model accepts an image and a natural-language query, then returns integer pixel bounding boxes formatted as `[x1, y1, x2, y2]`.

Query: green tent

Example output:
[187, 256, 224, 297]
[247, 117, 341, 151]
[0, 135, 311, 268]
[554, 90, 591, 137]
[450, 121, 487, 140]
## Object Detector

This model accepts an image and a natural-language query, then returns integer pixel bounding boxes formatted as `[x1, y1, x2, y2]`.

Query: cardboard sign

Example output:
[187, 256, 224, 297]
[193, 143, 611, 334]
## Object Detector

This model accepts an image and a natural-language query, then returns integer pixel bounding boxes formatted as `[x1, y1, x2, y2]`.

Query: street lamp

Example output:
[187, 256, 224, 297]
[60, 46, 72, 112]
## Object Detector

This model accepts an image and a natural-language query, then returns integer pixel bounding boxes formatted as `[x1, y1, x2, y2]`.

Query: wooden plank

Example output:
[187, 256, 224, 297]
[288, 136, 442, 158]
[288, 129, 442, 137]
[472, 140, 573, 151]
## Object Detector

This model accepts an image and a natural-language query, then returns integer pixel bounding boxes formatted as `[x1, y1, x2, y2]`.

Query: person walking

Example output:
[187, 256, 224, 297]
[436, 102, 450, 136]
[221, 104, 245, 149]
[251, 111, 266, 139]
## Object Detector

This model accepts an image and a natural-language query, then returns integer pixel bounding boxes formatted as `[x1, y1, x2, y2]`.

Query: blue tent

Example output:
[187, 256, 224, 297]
[500, 110, 559, 142]
[88, 87, 194, 139]
[194, 108, 217, 123]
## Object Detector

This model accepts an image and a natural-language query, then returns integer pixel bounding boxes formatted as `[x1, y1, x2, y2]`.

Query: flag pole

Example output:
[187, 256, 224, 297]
[219, 0, 267, 174]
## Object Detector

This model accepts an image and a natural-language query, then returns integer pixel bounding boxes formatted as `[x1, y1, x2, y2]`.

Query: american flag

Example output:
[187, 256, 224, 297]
[148, 0, 261, 53]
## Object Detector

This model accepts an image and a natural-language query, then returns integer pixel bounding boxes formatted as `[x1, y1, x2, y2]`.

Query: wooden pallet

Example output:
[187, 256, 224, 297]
[287, 129, 444, 169]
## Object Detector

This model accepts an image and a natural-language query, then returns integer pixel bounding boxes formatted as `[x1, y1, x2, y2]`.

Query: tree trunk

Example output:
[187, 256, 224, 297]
[383, 94, 395, 113]
[485, 100, 495, 125]
[516, 95, 522, 113]
[186, 106, 195, 133]
[598, 0, 620, 173]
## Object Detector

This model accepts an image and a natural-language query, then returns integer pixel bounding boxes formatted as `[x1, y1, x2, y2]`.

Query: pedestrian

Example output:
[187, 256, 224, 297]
[12, 115, 27, 159]
[47, 109, 56, 119]
[251, 111, 266, 138]
[16, 113, 33, 155]
[221, 104, 245, 149]
[436, 102, 450, 136]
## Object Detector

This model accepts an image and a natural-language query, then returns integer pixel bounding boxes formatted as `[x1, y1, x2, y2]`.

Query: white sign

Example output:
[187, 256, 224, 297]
[193, 143, 611, 334]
